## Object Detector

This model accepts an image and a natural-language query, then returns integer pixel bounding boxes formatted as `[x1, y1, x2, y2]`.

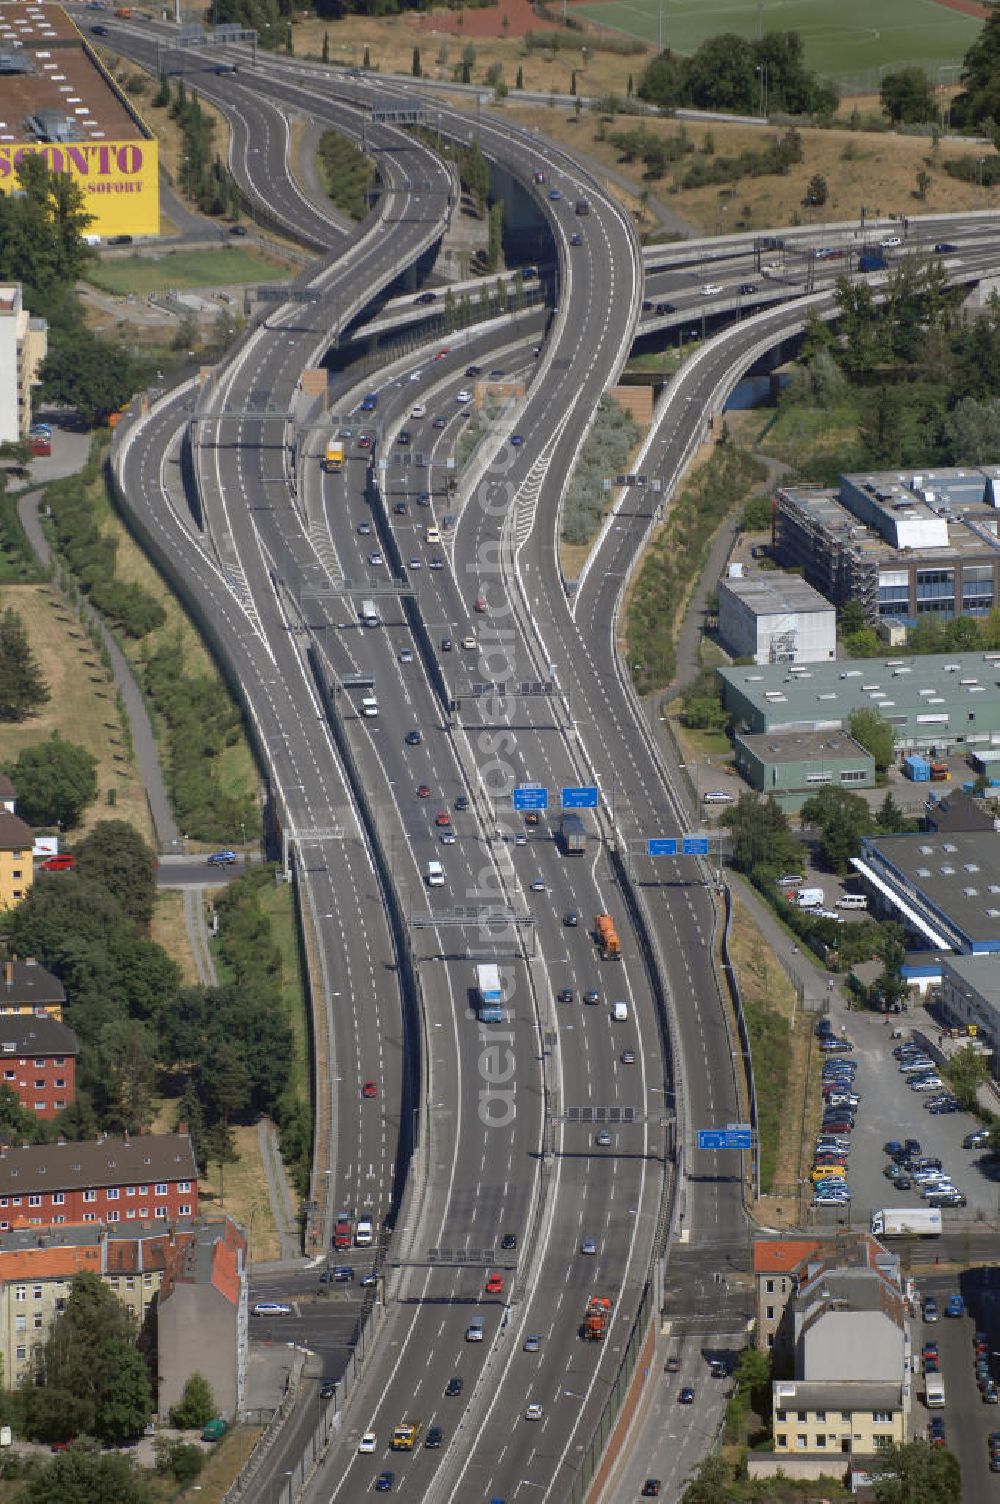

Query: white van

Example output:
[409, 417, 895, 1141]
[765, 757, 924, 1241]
[361, 694, 379, 718]
[410, 403, 427, 419]
[426, 860, 444, 887]
[836, 894, 868, 910]
[796, 888, 825, 909]
[360, 599, 380, 627]
[355, 1216, 373, 1247]
[611, 1001, 628, 1021]
[425, 526, 440, 544]
[703, 790, 734, 805]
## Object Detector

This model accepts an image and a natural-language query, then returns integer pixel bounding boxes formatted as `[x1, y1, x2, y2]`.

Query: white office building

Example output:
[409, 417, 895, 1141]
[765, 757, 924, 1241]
[0, 285, 47, 444]
[718, 571, 837, 666]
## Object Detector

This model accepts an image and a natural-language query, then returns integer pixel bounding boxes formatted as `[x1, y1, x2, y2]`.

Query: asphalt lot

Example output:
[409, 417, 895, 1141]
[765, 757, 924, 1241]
[913, 1271, 1000, 1502]
[809, 1004, 996, 1234]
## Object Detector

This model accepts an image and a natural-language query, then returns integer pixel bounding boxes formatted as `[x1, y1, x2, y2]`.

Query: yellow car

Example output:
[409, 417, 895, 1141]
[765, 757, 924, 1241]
[811, 1164, 847, 1182]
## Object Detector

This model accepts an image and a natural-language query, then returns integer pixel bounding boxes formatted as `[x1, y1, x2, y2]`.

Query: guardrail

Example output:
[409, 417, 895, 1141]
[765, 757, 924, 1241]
[721, 882, 760, 1201]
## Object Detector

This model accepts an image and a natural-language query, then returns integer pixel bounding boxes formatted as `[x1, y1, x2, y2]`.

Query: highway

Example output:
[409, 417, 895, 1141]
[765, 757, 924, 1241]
[95, 15, 1000, 1501]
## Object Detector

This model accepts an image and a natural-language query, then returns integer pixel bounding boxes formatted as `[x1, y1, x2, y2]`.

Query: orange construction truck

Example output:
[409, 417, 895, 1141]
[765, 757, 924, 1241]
[584, 1295, 613, 1340]
[594, 914, 621, 960]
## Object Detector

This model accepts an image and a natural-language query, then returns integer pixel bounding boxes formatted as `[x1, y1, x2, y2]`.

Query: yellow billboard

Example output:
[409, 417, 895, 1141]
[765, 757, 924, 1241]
[0, 137, 159, 238]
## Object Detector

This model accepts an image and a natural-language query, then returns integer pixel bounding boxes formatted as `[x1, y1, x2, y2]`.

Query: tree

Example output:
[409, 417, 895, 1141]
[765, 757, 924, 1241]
[321, 30, 328, 64]
[915, 168, 931, 200]
[880, 67, 936, 124]
[0, 606, 49, 722]
[848, 707, 896, 773]
[838, 599, 866, 636]
[169, 1372, 217, 1430]
[799, 786, 874, 873]
[870, 1438, 961, 1503]
[875, 792, 909, 834]
[947, 1043, 990, 1110]
[42, 1272, 151, 1445]
[947, 395, 1000, 464]
[411, 46, 421, 78]
[91, 1336, 152, 1444]
[516, 65, 524, 90]
[154, 1437, 204, 1484]
[25, 1452, 152, 1504]
[951, 9, 1000, 129]
[721, 793, 801, 879]
[73, 821, 158, 926]
[8, 734, 97, 828]
[804, 172, 827, 206]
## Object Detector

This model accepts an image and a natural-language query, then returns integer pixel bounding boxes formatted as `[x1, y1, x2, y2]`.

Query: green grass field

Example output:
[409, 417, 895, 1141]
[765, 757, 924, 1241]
[83, 247, 294, 295]
[572, 0, 980, 88]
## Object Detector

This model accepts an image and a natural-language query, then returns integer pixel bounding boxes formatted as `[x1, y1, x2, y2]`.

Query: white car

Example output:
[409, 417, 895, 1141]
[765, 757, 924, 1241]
[880, 235, 902, 248]
[910, 1076, 943, 1092]
[359, 1432, 377, 1454]
[525, 1403, 544, 1421]
[410, 403, 427, 418]
[368, 551, 384, 567]
[456, 388, 472, 403]
[700, 283, 723, 296]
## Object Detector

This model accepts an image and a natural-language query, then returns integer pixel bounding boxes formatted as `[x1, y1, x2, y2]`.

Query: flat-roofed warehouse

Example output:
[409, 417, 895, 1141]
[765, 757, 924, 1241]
[0, 0, 158, 237]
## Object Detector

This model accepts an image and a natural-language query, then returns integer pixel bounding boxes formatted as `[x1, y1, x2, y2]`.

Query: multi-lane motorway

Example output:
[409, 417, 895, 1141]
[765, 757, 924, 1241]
[93, 16, 1000, 1501]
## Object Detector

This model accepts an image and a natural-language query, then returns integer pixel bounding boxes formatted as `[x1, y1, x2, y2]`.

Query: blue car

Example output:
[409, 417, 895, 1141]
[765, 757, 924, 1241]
[207, 849, 237, 866]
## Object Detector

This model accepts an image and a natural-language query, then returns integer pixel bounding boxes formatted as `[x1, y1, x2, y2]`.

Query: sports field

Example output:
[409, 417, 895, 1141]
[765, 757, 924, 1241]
[571, 0, 981, 88]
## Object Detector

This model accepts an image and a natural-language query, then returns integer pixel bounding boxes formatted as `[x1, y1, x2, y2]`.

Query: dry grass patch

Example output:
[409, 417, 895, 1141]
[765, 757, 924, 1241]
[291, 13, 645, 99]
[504, 104, 1000, 235]
[198, 1123, 281, 1264]
[0, 583, 153, 842]
[149, 890, 200, 985]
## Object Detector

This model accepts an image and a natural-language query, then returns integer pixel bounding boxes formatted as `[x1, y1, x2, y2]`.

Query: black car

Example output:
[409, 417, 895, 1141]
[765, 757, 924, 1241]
[465, 365, 482, 377]
[393, 502, 408, 515]
[405, 730, 422, 746]
[425, 1425, 443, 1448]
[445, 1376, 463, 1396]
[229, 224, 248, 236]
[654, 302, 674, 314]
[455, 795, 469, 811]
[108, 234, 133, 245]
[935, 242, 958, 253]
[320, 1379, 336, 1397]
[415, 291, 436, 305]
[740, 282, 758, 293]
[397, 430, 412, 446]
[441, 637, 452, 652]
[563, 911, 579, 927]
[501, 1232, 517, 1250]
[557, 988, 574, 1004]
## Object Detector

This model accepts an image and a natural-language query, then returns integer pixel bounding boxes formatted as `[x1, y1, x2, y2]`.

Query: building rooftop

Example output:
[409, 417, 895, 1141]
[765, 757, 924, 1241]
[754, 1233, 895, 1278]
[773, 1379, 903, 1412]
[0, 1132, 197, 1196]
[0, 773, 15, 799]
[0, 1217, 242, 1281]
[721, 570, 834, 617]
[0, 1012, 77, 1056]
[859, 831, 1000, 950]
[924, 789, 997, 834]
[779, 465, 1000, 567]
[719, 650, 1000, 728]
[737, 729, 872, 766]
[941, 952, 1000, 1008]
[0, 0, 142, 146]
[0, 810, 33, 849]
[0, 958, 65, 1008]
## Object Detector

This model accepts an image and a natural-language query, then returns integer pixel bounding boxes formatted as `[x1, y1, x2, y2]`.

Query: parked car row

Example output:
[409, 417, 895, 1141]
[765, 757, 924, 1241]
[988, 1429, 1000, 1472]
[974, 1328, 999, 1405]
[881, 1040, 969, 1206]
[813, 1026, 860, 1207]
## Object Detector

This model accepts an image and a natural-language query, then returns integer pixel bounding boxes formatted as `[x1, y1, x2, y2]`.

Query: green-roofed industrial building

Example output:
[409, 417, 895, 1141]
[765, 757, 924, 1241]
[718, 651, 1000, 754]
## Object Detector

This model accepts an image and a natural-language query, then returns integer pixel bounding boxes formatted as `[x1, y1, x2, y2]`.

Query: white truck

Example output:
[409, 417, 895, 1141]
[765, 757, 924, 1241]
[924, 1372, 946, 1407]
[796, 888, 825, 909]
[870, 1207, 942, 1238]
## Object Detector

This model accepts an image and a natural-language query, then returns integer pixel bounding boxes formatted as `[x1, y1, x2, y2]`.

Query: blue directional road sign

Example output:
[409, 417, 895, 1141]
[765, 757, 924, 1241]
[682, 836, 710, 856]
[513, 784, 548, 812]
[561, 785, 598, 810]
[647, 838, 678, 857]
[698, 1127, 752, 1151]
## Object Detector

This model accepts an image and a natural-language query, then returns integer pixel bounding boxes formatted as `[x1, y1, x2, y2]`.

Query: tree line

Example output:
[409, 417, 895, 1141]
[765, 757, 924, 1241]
[639, 30, 838, 118]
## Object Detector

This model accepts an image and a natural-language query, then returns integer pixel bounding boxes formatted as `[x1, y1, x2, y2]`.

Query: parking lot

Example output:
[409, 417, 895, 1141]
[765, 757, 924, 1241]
[809, 1000, 997, 1233]
[912, 1271, 1000, 1497]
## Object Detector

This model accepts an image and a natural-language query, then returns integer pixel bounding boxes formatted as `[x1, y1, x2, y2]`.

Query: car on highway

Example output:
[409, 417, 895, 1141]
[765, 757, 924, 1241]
[399, 647, 414, 663]
[405, 730, 422, 746]
[473, 595, 488, 612]
[740, 282, 758, 293]
[334, 1214, 352, 1248]
[880, 235, 902, 249]
[501, 1232, 517, 1250]
[621, 1050, 637, 1065]
[935, 242, 958, 253]
[530, 877, 546, 892]
[533, 171, 546, 184]
[548, 188, 561, 200]
[700, 283, 722, 295]
[375, 1471, 394, 1491]
[392, 501, 407, 515]
[359, 1431, 377, 1453]
[557, 988, 574, 1004]
[362, 1080, 378, 1099]
[525, 1403, 544, 1421]
[455, 795, 470, 811]
[445, 1377, 463, 1397]
[456, 388, 472, 404]
[564, 911, 579, 926]
[425, 1426, 443, 1448]
[584, 990, 600, 1005]
[357, 520, 372, 535]
[415, 291, 436, 304]
[524, 1334, 541, 1352]
[664, 1355, 681, 1373]
[569, 232, 583, 246]
[595, 1130, 612, 1146]
[642, 1484, 662, 1499]
[511, 433, 524, 446]
[924, 1297, 939, 1322]
[416, 784, 431, 799]
[440, 829, 455, 845]
[207, 850, 237, 866]
[408, 556, 422, 571]
[432, 415, 447, 428]
[580, 1238, 598, 1255]
[461, 634, 477, 650]
[435, 811, 452, 827]
[465, 364, 483, 378]
[485, 1273, 504, 1294]
[678, 1387, 695, 1404]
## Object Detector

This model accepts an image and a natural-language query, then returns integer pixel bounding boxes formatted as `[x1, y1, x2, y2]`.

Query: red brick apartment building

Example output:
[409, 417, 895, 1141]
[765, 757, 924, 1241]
[0, 1013, 78, 1119]
[0, 1134, 198, 1231]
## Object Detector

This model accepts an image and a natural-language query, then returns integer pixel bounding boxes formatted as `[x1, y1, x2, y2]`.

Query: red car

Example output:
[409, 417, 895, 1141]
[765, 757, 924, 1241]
[40, 853, 75, 871]
[473, 596, 488, 613]
[417, 785, 431, 799]
[435, 811, 451, 827]
[485, 1273, 504, 1294]
[334, 1215, 352, 1249]
[362, 1081, 378, 1099]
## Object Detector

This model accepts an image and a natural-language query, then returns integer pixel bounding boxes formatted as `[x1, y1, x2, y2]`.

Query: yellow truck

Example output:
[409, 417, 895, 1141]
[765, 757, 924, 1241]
[322, 438, 345, 473]
[390, 1421, 421, 1451]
